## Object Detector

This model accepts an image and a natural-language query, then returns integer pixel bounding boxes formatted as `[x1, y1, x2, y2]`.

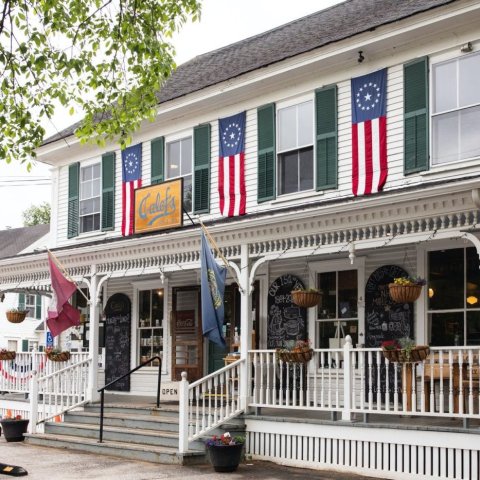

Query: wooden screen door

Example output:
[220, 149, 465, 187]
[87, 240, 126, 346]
[171, 286, 203, 381]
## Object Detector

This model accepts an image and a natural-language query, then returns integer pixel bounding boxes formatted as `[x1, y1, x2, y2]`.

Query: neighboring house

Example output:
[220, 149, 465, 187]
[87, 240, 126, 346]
[0, 225, 50, 351]
[2, 0, 480, 477]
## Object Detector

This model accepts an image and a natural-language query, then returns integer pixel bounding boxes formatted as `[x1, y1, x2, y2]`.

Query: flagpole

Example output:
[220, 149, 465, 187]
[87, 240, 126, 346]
[182, 208, 244, 294]
[47, 249, 90, 303]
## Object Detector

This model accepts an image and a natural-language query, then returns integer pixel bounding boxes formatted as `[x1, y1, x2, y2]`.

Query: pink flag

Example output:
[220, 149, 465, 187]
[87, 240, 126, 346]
[46, 252, 81, 337]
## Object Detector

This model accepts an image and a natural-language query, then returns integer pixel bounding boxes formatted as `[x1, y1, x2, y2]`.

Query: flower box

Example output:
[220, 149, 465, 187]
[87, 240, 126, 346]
[291, 290, 321, 308]
[276, 347, 313, 364]
[6, 310, 28, 324]
[46, 351, 71, 362]
[0, 351, 16, 361]
[382, 345, 430, 363]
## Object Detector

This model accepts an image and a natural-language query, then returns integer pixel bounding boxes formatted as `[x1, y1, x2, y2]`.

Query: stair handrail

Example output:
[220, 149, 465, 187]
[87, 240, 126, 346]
[97, 356, 162, 443]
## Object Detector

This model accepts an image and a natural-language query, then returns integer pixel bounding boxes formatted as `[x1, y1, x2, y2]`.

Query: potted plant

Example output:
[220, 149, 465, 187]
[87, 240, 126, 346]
[388, 276, 426, 303]
[276, 339, 313, 364]
[0, 348, 16, 361]
[381, 337, 430, 363]
[0, 414, 29, 442]
[291, 288, 322, 308]
[5, 307, 29, 324]
[205, 432, 245, 472]
[45, 346, 71, 362]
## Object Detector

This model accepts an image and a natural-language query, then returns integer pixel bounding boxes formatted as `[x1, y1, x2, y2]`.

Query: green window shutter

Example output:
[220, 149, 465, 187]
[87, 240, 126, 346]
[151, 137, 165, 185]
[404, 57, 429, 174]
[101, 152, 115, 231]
[316, 85, 338, 190]
[67, 163, 80, 238]
[18, 293, 25, 310]
[257, 103, 276, 202]
[22, 340, 29, 352]
[193, 124, 211, 214]
[35, 295, 42, 319]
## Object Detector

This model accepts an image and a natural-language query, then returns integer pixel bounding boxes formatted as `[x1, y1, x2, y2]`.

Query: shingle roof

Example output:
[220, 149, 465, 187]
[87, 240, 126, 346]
[43, 0, 457, 146]
[0, 224, 49, 259]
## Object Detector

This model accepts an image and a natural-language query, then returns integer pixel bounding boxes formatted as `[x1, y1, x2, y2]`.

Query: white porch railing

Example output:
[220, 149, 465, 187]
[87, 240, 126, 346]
[249, 337, 480, 420]
[0, 352, 89, 394]
[178, 358, 244, 453]
[29, 357, 91, 433]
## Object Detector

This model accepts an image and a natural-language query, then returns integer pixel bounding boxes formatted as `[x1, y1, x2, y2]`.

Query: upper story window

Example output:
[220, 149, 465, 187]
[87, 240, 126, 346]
[166, 136, 192, 211]
[432, 51, 480, 165]
[79, 163, 101, 233]
[277, 100, 314, 195]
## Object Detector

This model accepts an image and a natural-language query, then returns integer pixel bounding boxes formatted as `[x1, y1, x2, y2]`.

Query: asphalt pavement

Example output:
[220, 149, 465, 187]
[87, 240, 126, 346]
[0, 439, 386, 479]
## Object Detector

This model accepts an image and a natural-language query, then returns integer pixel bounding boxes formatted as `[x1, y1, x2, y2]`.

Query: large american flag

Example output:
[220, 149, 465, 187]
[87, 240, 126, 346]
[121, 143, 142, 236]
[218, 111, 246, 217]
[351, 68, 388, 196]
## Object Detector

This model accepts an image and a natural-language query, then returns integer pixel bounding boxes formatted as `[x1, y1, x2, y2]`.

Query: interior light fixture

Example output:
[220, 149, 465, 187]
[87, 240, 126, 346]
[428, 288, 434, 298]
[467, 295, 478, 305]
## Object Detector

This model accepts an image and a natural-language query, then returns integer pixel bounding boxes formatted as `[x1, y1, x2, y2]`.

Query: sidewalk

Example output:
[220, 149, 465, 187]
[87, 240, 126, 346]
[0, 440, 385, 479]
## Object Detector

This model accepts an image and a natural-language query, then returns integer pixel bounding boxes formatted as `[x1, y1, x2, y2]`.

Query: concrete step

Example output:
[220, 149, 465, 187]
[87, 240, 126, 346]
[65, 410, 180, 432]
[85, 403, 180, 418]
[44, 421, 205, 449]
[25, 433, 206, 465]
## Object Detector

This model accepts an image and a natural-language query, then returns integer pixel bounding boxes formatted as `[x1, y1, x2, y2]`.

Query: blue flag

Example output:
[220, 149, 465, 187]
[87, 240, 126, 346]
[200, 232, 227, 347]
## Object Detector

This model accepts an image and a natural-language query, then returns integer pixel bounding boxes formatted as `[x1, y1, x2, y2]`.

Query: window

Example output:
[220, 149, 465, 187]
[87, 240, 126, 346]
[428, 247, 480, 346]
[25, 294, 40, 319]
[79, 163, 101, 233]
[316, 270, 358, 349]
[166, 137, 192, 211]
[432, 52, 480, 165]
[277, 100, 314, 195]
[138, 289, 164, 366]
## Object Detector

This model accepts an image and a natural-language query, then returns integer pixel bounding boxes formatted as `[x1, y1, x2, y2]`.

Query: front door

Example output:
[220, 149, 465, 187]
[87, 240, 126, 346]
[171, 287, 203, 381]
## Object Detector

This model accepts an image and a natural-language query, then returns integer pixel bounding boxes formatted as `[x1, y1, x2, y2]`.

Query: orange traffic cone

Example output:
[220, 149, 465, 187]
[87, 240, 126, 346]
[54, 415, 62, 423]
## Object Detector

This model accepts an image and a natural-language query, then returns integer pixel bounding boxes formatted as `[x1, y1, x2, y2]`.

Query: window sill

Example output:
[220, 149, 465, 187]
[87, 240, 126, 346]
[270, 189, 324, 205]
[420, 157, 480, 178]
[75, 231, 108, 241]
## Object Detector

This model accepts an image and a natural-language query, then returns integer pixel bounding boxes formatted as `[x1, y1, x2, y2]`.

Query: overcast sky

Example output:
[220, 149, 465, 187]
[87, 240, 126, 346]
[0, 0, 341, 230]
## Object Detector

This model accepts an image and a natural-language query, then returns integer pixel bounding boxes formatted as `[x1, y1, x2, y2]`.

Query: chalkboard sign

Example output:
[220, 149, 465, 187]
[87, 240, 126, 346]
[267, 274, 307, 349]
[104, 293, 131, 392]
[365, 265, 414, 401]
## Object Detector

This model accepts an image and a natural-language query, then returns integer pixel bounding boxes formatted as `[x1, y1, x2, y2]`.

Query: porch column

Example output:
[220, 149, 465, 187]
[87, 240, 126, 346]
[239, 243, 251, 411]
[87, 264, 100, 403]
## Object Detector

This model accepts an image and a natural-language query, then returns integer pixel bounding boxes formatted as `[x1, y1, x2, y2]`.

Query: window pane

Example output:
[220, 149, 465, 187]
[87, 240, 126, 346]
[279, 151, 298, 195]
[466, 247, 480, 309]
[338, 270, 358, 318]
[80, 215, 93, 233]
[93, 213, 100, 231]
[92, 177, 101, 197]
[152, 289, 164, 326]
[82, 166, 92, 182]
[460, 105, 480, 160]
[80, 182, 90, 200]
[433, 60, 457, 113]
[183, 175, 192, 212]
[432, 112, 459, 164]
[429, 312, 464, 346]
[467, 311, 480, 345]
[278, 105, 297, 151]
[181, 138, 192, 176]
[459, 53, 480, 107]
[167, 141, 180, 178]
[318, 272, 336, 319]
[297, 101, 313, 147]
[92, 163, 101, 179]
[93, 197, 100, 213]
[428, 249, 464, 310]
[80, 198, 94, 215]
[299, 147, 313, 191]
[139, 290, 151, 325]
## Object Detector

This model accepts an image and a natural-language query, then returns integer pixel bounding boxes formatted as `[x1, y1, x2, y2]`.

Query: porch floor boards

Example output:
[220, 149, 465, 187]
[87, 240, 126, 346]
[248, 407, 480, 434]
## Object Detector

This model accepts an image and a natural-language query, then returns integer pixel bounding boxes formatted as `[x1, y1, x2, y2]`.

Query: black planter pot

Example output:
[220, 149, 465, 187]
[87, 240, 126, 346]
[207, 443, 243, 472]
[0, 419, 29, 442]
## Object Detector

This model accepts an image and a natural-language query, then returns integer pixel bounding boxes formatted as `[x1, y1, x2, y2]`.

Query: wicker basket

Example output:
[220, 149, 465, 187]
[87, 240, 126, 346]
[6, 311, 28, 324]
[388, 284, 423, 303]
[276, 348, 313, 364]
[46, 351, 71, 362]
[382, 345, 430, 363]
[291, 290, 322, 308]
[0, 351, 16, 361]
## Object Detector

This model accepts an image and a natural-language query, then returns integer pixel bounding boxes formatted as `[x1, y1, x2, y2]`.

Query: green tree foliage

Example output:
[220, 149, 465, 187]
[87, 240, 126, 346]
[22, 201, 51, 225]
[0, 0, 201, 169]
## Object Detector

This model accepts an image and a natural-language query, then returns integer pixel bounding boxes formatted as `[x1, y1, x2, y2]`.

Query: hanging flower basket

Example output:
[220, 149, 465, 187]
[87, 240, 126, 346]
[276, 347, 313, 364]
[382, 345, 430, 363]
[388, 284, 423, 303]
[6, 310, 28, 324]
[45, 349, 71, 362]
[291, 290, 322, 308]
[0, 350, 16, 361]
